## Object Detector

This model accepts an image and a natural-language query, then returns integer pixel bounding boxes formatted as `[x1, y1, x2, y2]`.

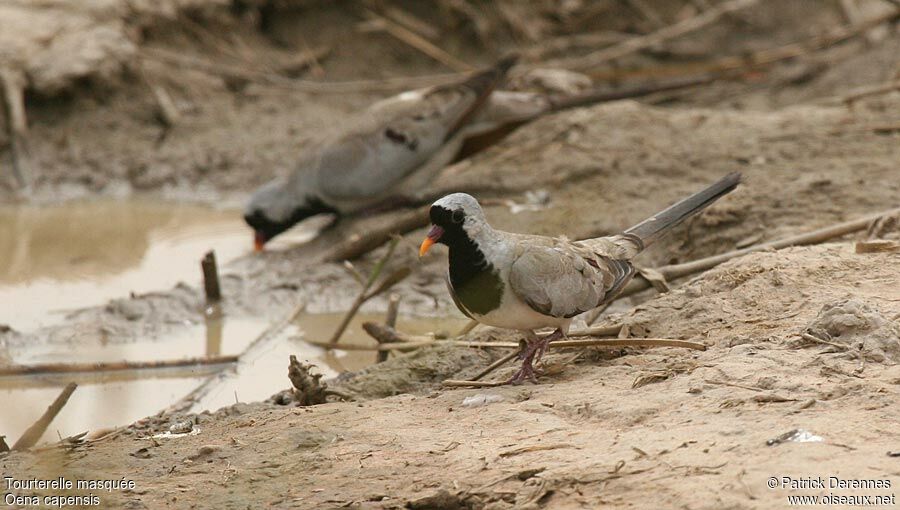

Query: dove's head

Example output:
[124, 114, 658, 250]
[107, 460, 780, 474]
[243, 177, 334, 251]
[419, 193, 489, 257]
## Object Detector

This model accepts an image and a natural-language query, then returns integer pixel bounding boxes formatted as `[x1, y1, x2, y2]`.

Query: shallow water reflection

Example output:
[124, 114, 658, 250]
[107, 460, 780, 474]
[0, 200, 248, 331]
[0, 312, 468, 445]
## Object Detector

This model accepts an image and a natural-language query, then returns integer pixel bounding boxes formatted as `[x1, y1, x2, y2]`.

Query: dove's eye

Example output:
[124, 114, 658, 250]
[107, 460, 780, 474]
[451, 210, 465, 224]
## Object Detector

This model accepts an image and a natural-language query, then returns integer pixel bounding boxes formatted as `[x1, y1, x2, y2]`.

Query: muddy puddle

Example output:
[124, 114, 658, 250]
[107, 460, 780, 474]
[0, 199, 324, 332]
[0, 198, 468, 445]
[0, 199, 248, 331]
[1, 304, 466, 444]
[186, 312, 470, 414]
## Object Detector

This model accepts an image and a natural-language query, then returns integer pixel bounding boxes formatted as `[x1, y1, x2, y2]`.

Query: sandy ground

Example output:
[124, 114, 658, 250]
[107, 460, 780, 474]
[4, 243, 899, 509]
[2, 0, 900, 508]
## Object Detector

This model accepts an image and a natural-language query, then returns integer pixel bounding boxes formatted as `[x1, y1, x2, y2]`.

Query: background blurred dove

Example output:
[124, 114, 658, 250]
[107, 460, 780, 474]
[244, 56, 531, 250]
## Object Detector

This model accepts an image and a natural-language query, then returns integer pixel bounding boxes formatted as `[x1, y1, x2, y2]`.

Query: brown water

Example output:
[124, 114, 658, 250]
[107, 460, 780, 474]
[0, 199, 466, 445]
[0, 312, 466, 445]
[0, 199, 320, 331]
[187, 312, 470, 413]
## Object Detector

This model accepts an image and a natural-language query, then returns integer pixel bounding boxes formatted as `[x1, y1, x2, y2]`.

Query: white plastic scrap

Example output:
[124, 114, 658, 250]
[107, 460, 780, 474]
[766, 428, 823, 446]
[152, 420, 201, 439]
[152, 428, 201, 440]
[462, 394, 505, 408]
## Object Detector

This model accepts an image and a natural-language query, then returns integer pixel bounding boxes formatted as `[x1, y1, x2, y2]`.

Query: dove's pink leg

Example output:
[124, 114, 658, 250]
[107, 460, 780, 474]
[506, 328, 564, 385]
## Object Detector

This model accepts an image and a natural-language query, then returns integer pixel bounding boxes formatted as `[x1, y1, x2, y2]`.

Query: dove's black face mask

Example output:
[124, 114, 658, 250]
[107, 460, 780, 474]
[244, 198, 336, 249]
[428, 205, 487, 273]
[426, 204, 503, 316]
[427, 205, 468, 247]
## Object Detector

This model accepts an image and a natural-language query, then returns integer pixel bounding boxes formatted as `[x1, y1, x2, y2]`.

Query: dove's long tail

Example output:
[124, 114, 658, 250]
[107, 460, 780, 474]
[622, 172, 742, 251]
[444, 55, 518, 141]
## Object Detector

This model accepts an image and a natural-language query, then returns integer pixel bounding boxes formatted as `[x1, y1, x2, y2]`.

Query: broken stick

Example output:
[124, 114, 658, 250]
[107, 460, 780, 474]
[323, 206, 430, 262]
[12, 383, 77, 450]
[288, 355, 329, 406]
[165, 301, 307, 415]
[442, 380, 507, 388]
[0, 356, 238, 377]
[554, 0, 760, 70]
[364, 10, 474, 72]
[0, 68, 30, 191]
[471, 349, 522, 381]
[619, 206, 900, 299]
[327, 238, 410, 346]
[445, 337, 704, 385]
[326, 334, 700, 352]
[549, 75, 715, 111]
[150, 83, 180, 129]
[201, 250, 222, 303]
[837, 79, 900, 105]
[376, 293, 401, 362]
[141, 47, 459, 94]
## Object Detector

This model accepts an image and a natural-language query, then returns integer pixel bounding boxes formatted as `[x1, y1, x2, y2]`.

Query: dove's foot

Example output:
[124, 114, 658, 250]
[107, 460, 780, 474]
[506, 362, 539, 385]
[505, 328, 564, 385]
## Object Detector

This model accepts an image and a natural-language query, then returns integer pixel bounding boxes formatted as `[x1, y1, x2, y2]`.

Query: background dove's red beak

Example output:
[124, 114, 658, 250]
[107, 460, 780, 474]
[419, 225, 444, 257]
[254, 231, 267, 252]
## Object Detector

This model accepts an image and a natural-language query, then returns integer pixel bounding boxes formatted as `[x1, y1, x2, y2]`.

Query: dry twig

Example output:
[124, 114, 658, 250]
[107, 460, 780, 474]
[13, 383, 77, 450]
[457, 320, 479, 337]
[553, 338, 706, 350]
[837, 79, 900, 104]
[442, 334, 703, 385]
[201, 250, 222, 304]
[583, 303, 611, 326]
[375, 293, 402, 362]
[328, 238, 410, 347]
[142, 47, 458, 94]
[623, 0, 667, 29]
[323, 206, 430, 262]
[0, 356, 237, 377]
[165, 301, 306, 415]
[331, 333, 702, 352]
[618, 206, 900, 299]
[150, 83, 180, 129]
[552, 0, 760, 70]
[800, 332, 850, 351]
[442, 380, 507, 388]
[523, 30, 632, 60]
[312, 338, 441, 351]
[838, 0, 881, 44]
[288, 355, 329, 406]
[471, 349, 522, 381]
[548, 74, 715, 111]
[855, 240, 900, 253]
[364, 10, 473, 72]
[563, 5, 900, 88]
[379, 6, 441, 40]
[0, 68, 30, 190]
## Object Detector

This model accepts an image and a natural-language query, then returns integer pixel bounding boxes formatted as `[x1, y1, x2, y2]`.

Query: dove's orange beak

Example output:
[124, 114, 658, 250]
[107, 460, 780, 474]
[254, 231, 267, 252]
[419, 225, 444, 257]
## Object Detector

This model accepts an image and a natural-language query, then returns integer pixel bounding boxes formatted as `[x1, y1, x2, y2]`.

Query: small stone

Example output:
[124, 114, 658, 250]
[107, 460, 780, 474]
[169, 420, 193, 435]
[197, 444, 220, 456]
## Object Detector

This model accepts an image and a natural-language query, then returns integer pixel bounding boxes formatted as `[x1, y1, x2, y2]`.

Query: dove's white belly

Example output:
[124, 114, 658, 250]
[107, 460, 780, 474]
[468, 286, 573, 333]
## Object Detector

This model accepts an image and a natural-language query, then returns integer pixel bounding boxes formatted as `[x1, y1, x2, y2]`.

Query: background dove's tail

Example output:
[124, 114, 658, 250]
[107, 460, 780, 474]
[623, 172, 742, 251]
[444, 54, 518, 141]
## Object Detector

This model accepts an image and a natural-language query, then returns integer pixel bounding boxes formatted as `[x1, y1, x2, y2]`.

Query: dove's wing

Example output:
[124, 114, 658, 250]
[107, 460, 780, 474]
[316, 57, 516, 203]
[508, 241, 635, 319]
